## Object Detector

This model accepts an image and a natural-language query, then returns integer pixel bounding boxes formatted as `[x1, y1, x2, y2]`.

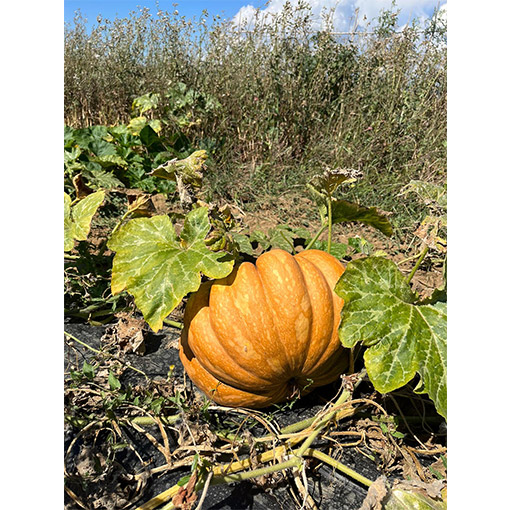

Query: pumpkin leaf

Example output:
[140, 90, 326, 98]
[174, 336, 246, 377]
[264, 225, 309, 252]
[132, 92, 160, 116]
[150, 150, 208, 188]
[327, 199, 393, 237]
[90, 154, 129, 169]
[335, 257, 446, 418]
[64, 193, 74, 252]
[231, 232, 255, 255]
[64, 190, 105, 251]
[382, 484, 447, 510]
[71, 190, 106, 240]
[308, 168, 363, 198]
[107, 207, 235, 332]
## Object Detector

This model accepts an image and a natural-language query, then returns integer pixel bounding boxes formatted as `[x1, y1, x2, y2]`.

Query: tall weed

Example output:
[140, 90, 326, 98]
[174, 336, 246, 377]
[64, 4, 446, 228]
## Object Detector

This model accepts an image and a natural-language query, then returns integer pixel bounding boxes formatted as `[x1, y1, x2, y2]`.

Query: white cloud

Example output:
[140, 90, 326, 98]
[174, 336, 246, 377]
[232, 0, 447, 32]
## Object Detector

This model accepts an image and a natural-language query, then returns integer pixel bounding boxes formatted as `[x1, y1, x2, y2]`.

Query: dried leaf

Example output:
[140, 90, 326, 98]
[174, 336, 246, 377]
[72, 173, 94, 199]
[414, 215, 447, 252]
[102, 313, 146, 355]
[308, 168, 363, 197]
[127, 193, 156, 218]
[395, 479, 446, 500]
[172, 470, 198, 510]
[360, 476, 388, 510]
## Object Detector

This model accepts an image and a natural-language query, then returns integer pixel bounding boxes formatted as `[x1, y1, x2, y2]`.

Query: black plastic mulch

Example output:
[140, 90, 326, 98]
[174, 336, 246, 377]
[64, 319, 442, 510]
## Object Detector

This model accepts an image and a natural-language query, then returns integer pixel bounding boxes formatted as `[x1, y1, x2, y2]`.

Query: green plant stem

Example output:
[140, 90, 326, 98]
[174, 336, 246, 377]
[308, 448, 372, 487]
[154, 446, 372, 510]
[327, 195, 333, 254]
[304, 223, 327, 250]
[110, 210, 132, 238]
[66, 413, 181, 429]
[294, 373, 362, 456]
[397, 252, 423, 265]
[65, 331, 149, 379]
[405, 244, 429, 285]
[163, 319, 184, 329]
[64, 331, 101, 354]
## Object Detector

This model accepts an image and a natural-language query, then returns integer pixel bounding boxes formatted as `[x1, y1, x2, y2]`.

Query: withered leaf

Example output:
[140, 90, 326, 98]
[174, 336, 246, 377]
[172, 470, 198, 510]
[360, 476, 388, 510]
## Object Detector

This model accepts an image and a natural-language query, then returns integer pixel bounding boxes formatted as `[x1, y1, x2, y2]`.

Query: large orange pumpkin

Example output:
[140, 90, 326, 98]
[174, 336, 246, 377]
[179, 249, 349, 408]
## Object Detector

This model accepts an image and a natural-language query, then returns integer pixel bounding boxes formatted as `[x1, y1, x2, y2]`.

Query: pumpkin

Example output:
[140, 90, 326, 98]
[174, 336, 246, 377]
[179, 249, 349, 408]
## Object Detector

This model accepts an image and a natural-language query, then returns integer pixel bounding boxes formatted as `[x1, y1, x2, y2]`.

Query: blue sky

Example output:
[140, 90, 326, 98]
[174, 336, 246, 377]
[64, 0, 446, 31]
[64, 1, 269, 25]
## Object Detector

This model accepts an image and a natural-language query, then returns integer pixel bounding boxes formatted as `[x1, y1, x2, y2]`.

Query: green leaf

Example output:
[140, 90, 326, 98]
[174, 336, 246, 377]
[249, 230, 270, 251]
[64, 190, 105, 251]
[348, 236, 374, 255]
[82, 361, 95, 380]
[308, 240, 348, 260]
[177, 475, 191, 487]
[108, 370, 121, 391]
[231, 233, 254, 255]
[108, 207, 234, 332]
[335, 257, 446, 418]
[89, 139, 117, 158]
[83, 167, 124, 189]
[329, 198, 393, 237]
[139, 125, 165, 151]
[266, 225, 309, 252]
[91, 154, 128, 169]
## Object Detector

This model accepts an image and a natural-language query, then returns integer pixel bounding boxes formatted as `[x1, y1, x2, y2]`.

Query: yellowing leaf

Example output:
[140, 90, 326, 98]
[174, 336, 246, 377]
[64, 193, 74, 252]
[64, 190, 105, 251]
[107, 207, 234, 332]
[127, 116, 148, 135]
[150, 150, 208, 188]
[72, 191, 106, 240]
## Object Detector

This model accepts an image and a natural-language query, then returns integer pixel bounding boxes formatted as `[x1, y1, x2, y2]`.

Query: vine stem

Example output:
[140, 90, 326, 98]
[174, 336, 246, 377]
[304, 222, 327, 250]
[137, 370, 368, 510]
[152, 446, 371, 510]
[405, 244, 429, 285]
[64, 330, 149, 379]
[66, 414, 181, 429]
[327, 195, 333, 254]
[64, 331, 101, 354]
[163, 319, 184, 329]
[308, 449, 372, 487]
